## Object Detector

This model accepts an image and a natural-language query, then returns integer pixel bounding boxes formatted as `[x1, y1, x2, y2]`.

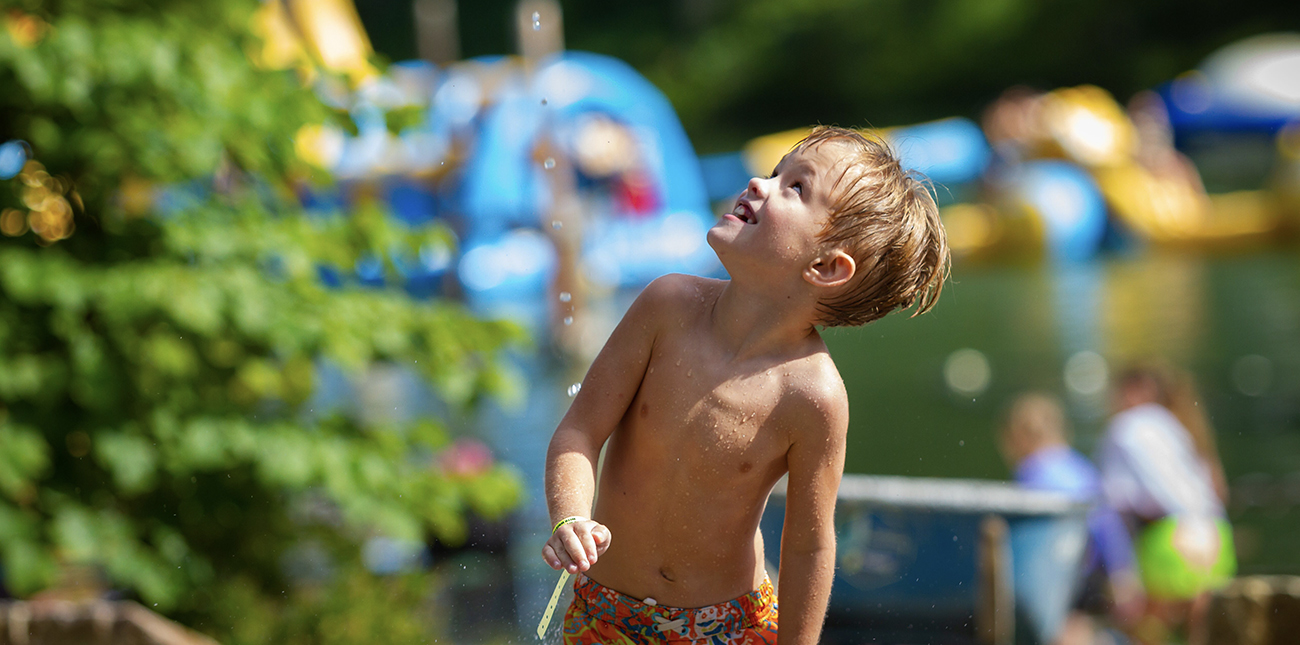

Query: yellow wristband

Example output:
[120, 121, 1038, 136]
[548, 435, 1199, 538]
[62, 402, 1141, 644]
[552, 516, 585, 534]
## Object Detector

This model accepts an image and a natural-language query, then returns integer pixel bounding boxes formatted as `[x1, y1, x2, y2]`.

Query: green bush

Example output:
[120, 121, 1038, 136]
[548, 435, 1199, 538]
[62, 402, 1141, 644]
[0, 2, 523, 642]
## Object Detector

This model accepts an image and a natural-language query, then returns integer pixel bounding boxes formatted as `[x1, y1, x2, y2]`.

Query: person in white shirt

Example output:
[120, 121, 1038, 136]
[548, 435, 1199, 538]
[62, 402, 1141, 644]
[1097, 364, 1234, 645]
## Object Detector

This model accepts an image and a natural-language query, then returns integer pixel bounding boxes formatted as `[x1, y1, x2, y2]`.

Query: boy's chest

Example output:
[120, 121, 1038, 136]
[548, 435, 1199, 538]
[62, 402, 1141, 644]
[634, 350, 787, 456]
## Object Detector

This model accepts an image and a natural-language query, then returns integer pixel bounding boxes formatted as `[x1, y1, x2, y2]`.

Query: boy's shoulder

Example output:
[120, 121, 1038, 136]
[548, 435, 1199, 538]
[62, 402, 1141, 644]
[628, 273, 724, 326]
[639, 273, 724, 303]
[774, 348, 849, 441]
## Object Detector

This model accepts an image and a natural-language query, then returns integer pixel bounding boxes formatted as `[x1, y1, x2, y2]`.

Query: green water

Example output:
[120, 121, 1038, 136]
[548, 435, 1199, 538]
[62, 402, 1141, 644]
[823, 249, 1300, 576]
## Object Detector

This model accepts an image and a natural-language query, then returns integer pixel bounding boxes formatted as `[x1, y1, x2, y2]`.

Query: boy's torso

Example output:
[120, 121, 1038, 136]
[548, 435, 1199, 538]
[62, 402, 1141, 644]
[586, 277, 836, 608]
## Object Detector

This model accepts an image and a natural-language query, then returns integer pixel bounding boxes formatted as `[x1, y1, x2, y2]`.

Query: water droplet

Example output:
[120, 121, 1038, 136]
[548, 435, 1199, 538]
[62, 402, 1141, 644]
[532, 11, 541, 30]
[563, 316, 573, 326]
[551, 220, 563, 230]
[567, 383, 582, 397]
[543, 157, 556, 170]
[541, 98, 548, 106]
[559, 291, 572, 303]
[686, 369, 693, 377]
[958, 440, 965, 446]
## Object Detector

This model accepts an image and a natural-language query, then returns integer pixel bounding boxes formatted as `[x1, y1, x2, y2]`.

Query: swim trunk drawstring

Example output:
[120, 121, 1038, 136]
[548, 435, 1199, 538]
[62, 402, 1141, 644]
[652, 614, 686, 633]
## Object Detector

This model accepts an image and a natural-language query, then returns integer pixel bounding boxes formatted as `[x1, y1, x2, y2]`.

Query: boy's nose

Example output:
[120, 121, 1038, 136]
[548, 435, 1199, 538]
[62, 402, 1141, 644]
[746, 176, 767, 197]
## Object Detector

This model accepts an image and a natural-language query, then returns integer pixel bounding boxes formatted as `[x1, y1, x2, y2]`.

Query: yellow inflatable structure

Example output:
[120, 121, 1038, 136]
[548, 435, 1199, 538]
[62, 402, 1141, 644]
[250, 0, 377, 84]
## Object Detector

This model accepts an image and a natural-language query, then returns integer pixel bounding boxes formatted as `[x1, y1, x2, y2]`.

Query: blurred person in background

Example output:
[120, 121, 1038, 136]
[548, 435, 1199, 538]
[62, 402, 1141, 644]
[1098, 364, 1235, 645]
[1000, 393, 1143, 645]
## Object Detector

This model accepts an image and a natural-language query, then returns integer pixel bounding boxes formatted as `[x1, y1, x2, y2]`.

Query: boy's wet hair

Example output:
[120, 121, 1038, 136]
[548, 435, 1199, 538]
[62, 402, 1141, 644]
[797, 126, 950, 327]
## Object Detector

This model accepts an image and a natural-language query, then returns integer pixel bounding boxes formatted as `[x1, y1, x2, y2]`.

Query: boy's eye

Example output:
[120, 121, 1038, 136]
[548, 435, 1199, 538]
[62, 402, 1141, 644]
[791, 182, 803, 196]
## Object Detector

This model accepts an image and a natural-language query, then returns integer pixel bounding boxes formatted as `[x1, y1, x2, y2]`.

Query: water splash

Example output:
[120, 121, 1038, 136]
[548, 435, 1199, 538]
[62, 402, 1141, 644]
[532, 11, 541, 30]
[567, 383, 582, 397]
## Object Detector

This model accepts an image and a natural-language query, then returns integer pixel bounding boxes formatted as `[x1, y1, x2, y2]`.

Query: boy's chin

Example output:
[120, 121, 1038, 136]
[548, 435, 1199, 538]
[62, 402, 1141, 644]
[706, 222, 739, 248]
[705, 230, 744, 278]
[705, 227, 739, 260]
[705, 226, 724, 248]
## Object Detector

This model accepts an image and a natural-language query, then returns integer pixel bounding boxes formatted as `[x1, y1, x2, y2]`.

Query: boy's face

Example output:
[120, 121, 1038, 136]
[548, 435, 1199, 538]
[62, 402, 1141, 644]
[707, 140, 847, 279]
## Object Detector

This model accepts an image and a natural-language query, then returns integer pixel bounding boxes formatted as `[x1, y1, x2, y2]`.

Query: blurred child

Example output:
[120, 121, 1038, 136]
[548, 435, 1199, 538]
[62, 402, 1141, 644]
[1099, 364, 1235, 645]
[1000, 392, 1143, 645]
[542, 126, 950, 645]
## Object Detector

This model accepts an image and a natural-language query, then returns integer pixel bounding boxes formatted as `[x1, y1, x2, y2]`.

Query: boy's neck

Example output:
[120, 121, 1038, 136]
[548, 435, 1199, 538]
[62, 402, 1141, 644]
[709, 278, 822, 360]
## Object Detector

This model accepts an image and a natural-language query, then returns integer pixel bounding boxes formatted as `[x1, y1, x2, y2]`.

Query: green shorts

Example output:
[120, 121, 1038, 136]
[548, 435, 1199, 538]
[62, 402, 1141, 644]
[1135, 515, 1235, 600]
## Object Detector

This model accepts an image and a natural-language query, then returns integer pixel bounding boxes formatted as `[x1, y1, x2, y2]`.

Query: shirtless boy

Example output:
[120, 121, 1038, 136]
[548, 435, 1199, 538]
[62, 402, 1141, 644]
[542, 126, 950, 645]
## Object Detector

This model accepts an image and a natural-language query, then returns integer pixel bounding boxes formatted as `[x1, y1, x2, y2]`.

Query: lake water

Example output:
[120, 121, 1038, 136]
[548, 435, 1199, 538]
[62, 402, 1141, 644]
[824, 248, 1300, 576]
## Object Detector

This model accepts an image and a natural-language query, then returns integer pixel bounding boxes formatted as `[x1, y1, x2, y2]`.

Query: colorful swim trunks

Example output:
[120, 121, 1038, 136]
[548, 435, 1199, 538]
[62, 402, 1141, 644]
[562, 573, 779, 644]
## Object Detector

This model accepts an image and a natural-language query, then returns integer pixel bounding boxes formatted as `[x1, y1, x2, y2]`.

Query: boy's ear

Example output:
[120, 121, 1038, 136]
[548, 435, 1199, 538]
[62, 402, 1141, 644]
[804, 250, 856, 288]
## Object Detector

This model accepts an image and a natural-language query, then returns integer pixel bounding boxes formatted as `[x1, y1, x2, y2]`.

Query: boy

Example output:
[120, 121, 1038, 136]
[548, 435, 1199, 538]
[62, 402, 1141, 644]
[542, 126, 949, 645]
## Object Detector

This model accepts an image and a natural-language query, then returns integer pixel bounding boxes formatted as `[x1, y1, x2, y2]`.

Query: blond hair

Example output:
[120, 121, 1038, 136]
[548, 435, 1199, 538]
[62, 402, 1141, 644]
[1003, 392, 1070, 448]
[796, 126, 950, 327]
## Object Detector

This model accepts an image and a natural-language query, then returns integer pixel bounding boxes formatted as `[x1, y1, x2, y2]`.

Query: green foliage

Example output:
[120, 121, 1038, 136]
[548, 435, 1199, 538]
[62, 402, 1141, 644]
[208, 560, 439, 645]
[0, 0, 331, 209]
[0, 2, 525, 643]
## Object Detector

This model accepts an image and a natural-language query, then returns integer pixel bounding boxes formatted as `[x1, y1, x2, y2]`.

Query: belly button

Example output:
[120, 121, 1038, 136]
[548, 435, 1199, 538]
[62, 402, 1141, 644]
[659, 567, 676, 582]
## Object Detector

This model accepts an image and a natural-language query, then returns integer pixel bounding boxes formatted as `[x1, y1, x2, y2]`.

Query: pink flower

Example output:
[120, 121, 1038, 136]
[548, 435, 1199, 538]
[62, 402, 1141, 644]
[440, 438, 494, 477]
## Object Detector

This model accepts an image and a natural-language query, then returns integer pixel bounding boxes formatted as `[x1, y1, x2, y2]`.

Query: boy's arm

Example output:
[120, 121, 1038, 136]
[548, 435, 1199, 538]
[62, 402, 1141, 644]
[776, 377, 848, 645]
[541, 276, 673, 573]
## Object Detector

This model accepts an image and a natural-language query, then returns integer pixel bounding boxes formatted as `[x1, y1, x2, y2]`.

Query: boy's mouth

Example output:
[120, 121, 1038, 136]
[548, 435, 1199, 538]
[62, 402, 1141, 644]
[731, 202, 757, 224]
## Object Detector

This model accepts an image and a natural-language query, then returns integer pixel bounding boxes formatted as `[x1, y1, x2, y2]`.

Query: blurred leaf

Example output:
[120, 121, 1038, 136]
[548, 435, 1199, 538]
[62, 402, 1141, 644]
[0, 423, 49, 500]
[1, 538, 57, 594]
[94, 431, 157, 495]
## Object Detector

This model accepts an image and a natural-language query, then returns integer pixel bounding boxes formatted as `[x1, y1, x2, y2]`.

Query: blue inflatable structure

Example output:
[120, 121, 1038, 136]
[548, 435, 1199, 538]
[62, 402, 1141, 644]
[1009, 161, 1109, 263]
[887, 117, 992, 187]
[453, 52, 720, 318]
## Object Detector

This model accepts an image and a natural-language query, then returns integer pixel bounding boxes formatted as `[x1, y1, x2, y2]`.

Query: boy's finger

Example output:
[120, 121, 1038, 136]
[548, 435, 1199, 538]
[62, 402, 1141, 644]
[579, 530, 598, 562]
[560, 532, 589, 571]
[552, 539, 578, 571]
[540, 543, 561, 570]
[593, 526, 612, 553]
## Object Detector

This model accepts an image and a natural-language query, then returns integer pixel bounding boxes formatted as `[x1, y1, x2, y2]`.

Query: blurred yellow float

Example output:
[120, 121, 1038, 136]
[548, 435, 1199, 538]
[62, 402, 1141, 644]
[250, 0, 377, 84]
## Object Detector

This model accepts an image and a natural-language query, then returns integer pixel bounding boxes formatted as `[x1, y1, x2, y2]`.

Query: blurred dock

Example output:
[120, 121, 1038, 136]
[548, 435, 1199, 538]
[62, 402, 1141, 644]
[763, 474, 1089, 645]
[0, 601, 216, 645]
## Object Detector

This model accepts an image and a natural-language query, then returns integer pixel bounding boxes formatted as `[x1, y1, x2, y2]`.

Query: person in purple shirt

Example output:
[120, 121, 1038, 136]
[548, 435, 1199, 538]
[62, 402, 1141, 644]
[1000, 393, 1143, 644]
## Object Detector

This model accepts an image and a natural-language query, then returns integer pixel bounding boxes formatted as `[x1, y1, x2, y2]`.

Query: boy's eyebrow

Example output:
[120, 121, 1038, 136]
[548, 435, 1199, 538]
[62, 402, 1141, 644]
[773, 158, 818, 178]
[788, 160, 821, 187]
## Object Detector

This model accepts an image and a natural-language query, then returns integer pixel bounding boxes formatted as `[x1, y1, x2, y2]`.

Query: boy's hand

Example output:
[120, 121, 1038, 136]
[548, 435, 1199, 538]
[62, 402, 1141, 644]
[541, 518, 611, 573]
